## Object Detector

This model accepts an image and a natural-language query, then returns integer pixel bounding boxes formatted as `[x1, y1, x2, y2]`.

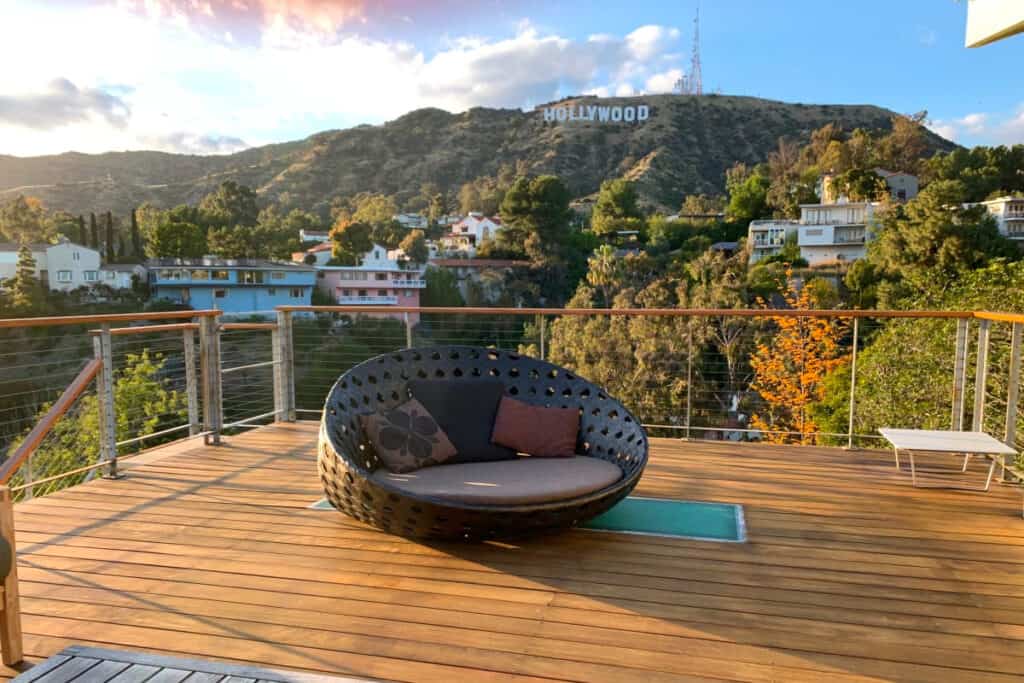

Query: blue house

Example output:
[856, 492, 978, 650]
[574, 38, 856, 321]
[147, 258, 316, 314]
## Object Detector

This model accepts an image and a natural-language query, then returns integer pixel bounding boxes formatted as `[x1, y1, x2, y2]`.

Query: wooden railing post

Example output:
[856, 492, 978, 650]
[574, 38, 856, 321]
[685, 321, 694, 440]
[952, 318, 969, 431]
[183, 326, 200, 436]
[275, 310, 295, 422]
[972, 319, 991, 432]
[93, 324, 120, 479]
[272, 323, 284, 422]
[200, 315, 223, 444]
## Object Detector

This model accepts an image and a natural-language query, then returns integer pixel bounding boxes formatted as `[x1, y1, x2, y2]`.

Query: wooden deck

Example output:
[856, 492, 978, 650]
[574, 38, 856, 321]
[5, 421, 1024, 683]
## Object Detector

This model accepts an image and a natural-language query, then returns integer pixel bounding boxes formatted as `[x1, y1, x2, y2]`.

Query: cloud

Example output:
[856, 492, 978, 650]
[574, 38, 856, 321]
[929, 108, 1024, 145]
[116, 0, 366, 45]
[0, 78, 130, 130]
[0, 3, 688, 155]
[143, 131, 249, 154]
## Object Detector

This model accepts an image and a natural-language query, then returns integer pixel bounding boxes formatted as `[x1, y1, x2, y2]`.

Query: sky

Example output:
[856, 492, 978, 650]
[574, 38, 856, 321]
[0, 0, 1022, 157]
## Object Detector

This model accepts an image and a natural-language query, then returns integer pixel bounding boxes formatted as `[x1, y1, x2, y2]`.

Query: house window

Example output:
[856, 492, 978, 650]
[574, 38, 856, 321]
[374, 250, 381, 259]
[267, 287, 277, 296]
[72, 251, 80, 261]
[84, 270, 98, 282]
[271, 271, 285, 280]
[805, 229, 823, 237]
[214, 289, 227, 299]
[57, 270, 72, 282]
[190, 269, 209, 280]
[290, 288, 303, 298]
[105, 271, 116, 280]
[240, 270, 264, 284]
[358, 289, 367, 297]
[211, 270, 229, 281]
[317, 271, 325, 279]
[375, 273, 387, 280]
[378, 289, 388, 296]
[342, 289, 352, 296]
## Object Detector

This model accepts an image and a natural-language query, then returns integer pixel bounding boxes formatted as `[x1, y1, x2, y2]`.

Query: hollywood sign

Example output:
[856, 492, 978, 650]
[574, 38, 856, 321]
[541, 104, 650, 123]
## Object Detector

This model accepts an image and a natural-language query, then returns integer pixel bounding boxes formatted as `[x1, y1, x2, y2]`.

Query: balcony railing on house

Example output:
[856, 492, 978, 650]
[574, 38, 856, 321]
[1, 305, 1023, 501]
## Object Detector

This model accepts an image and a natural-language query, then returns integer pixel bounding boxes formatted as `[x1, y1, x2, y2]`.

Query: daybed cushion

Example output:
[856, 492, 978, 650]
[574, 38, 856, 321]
[491, 395, 580, 457]
[371, 456, 623, 505]
[359, 397, 457, 473]
[408, 379, 517, 463]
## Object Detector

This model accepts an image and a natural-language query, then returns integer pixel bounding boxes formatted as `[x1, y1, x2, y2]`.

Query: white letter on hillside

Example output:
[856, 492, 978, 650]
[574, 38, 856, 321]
[587, 105, 598, 120]
[624, 106, 636, 122]
[543, 108, 556, 122]
[556, 107, 568, 122]
[638, 105, 649, 121]
[611, 106, 622, 122]
[598, 107, 610, 121]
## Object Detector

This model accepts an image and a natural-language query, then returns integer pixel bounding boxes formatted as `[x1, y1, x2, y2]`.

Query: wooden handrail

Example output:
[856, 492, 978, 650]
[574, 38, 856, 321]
[974, 311, 1024, 324]
[88, 323, 199, 336]
[0, 310, 220, 330]
[277, 305, 973, 319]
[221, 323, 277, 331]
[0, 358, 102, 485]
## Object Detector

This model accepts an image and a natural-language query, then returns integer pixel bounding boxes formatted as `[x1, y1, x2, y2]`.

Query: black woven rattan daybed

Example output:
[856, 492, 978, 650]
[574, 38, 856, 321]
[317, 346, 649, 540]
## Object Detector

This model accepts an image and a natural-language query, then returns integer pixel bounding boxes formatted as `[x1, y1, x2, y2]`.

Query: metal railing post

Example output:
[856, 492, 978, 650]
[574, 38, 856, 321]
[200, 315, 223, 444]
[404, 312, 413, 349]
[93, 324, 120, 478]
[272, 323, 284, 422]
[846, 317, 860, 450]
[685, 321, 694, 440]
[972, 319, 991, 432]
[276, 310, 296, 422]
[183, 326, 200, 436]
[539, 315, 546, 360]
[1005, 322, 1022, 451]
[952, 318, 969, 431]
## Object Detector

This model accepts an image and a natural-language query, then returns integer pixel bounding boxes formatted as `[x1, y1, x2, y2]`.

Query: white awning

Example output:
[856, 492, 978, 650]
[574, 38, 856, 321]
[966, 0, 1024, 47]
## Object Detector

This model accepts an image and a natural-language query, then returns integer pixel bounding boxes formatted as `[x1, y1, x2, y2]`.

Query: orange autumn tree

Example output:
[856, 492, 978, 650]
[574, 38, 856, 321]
[750, 270, 848, 444]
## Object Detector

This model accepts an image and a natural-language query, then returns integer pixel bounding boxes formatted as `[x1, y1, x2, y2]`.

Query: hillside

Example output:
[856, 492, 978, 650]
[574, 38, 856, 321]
[0, 95, 955, 216]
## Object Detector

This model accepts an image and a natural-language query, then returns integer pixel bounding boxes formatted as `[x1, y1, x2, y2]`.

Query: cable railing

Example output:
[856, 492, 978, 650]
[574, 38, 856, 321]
[1, 305, 1022, 500]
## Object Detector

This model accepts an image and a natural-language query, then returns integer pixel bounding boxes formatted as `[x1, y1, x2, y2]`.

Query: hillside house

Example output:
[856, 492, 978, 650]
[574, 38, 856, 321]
[0, 239, 131, 292]
[439, 213, 502, 257]
[314, 244, 425, 322]
[977, 196, 1024, 242]
[148, 258, 315, 314]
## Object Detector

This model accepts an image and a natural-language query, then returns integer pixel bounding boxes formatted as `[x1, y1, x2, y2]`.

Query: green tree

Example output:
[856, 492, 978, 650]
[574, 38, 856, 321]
[77, 215, 87, 246]
[89, 212, 99, 249]
[399, 229, 428, 264]
[10, 243, 43, 312]
[329, 219, 373, 265]
[199, 181, 260, 228]
[142, 206, 207, 258]
[104, 211, 115, 263]
[352, 194, 398, 226]
[829, 168, 888, 202]
[0, 196, 52, 243]
[591, 178, 644, 236]
[868, 179, 1019, 304]
[130, 208, 142, 258]
[12, 350, 187, 494]
[422, 267, 464, 307]
[725, 163, 771, 223]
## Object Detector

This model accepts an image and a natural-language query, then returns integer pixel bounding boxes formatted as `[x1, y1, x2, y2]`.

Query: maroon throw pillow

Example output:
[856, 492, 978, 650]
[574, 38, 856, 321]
[360, 397, 457, 473]
[491, 396, 580, 457]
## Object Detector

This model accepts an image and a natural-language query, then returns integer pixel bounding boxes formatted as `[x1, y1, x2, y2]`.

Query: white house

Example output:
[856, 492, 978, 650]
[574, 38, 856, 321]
[796, 201, 878, 266]
[440, 213, 502, 257]
[0, 239, 108, 292]
[292, 241, 334, 266]
[299, 229, 330, 244]
[393, 213, 429, 229]
[747, 220, 800, 263]
[99, 263, 147, 290]
[978, 196, 1024, 241]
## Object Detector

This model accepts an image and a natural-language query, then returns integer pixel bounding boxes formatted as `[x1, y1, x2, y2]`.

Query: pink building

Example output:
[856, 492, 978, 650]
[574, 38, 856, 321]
[311, 244, 425, 323]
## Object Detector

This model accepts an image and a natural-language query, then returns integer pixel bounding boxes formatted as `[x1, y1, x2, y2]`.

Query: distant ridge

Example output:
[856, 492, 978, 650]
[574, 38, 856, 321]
[0, 95, 955, 216]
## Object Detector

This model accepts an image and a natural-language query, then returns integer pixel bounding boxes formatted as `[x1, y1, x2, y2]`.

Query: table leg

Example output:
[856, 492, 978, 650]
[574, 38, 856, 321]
[893, 446, 900, 470]
[983, 456, 997, 492]
[962, 453, 971, 472]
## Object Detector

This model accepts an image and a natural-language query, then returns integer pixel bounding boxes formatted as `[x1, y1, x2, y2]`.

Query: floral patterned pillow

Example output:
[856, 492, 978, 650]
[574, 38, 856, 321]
[359, 398, 458, 473]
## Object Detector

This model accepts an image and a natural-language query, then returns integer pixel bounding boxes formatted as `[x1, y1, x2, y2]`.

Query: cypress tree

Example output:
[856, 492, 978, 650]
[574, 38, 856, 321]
[130, 208, 142, 258]
[118, 233, 126, 259]
[11, 242, 40, 311]
[89, 213, 98, 249]
[105, 211, 115, 263]
[77, 215, 87, 245]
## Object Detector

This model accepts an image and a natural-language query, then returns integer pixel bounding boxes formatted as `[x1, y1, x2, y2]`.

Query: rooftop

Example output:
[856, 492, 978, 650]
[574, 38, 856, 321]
[146, 258, 315, 271]
[5, 420, 1022, 682]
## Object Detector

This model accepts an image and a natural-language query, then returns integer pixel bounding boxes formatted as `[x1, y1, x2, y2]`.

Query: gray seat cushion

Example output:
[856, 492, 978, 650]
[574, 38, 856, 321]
[372, 456, 623, 505]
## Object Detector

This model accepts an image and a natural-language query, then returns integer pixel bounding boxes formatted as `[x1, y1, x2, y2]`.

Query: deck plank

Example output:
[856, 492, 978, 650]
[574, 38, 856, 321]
[9, 422, 1024, 683]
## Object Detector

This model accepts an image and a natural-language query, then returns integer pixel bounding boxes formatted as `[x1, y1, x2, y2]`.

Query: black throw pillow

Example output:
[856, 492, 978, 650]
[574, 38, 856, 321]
[408, 379, 517, 463]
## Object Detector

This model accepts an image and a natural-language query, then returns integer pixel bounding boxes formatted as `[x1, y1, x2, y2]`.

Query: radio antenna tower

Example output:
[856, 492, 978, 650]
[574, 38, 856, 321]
[690, 5, 703, 96]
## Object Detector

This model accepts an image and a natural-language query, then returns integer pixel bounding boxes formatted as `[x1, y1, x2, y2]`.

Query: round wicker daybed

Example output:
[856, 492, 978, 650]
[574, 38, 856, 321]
[317, 346, 649, 540]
